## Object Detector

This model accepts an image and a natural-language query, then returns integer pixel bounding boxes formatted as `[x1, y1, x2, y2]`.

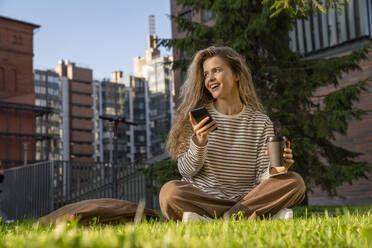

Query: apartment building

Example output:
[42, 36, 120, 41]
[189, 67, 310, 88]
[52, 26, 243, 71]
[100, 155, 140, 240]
[146, 55, 174, 157]
[55, 60, 95, 161]
[94, 70, 170, 166]
[92, 80, 102, 162]
[93, 72, 132, 164]
[123, 75, 147, 163]
[133, 15, 174, 159]
[34, 69, 63, 161]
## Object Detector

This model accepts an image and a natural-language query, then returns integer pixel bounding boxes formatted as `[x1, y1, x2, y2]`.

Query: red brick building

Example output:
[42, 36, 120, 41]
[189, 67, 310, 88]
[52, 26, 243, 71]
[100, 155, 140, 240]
[308, 52, 372, 205]
[0, 16, 41, 168]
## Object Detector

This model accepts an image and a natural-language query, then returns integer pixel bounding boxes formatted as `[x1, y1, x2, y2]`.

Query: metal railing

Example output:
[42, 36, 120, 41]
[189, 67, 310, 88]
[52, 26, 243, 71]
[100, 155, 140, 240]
[0, 160, 160, 220]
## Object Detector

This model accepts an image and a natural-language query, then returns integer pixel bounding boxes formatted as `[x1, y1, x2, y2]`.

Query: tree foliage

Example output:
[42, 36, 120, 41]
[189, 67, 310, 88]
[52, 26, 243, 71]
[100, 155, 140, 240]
[265, 0, 350, 18]
[138, 159, 180, 194]
[144, 0, 371, 199]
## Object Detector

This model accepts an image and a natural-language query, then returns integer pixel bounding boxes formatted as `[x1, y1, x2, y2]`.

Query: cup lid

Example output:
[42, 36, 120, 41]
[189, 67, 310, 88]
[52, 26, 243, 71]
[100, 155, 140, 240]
[266, 135, 287, 143]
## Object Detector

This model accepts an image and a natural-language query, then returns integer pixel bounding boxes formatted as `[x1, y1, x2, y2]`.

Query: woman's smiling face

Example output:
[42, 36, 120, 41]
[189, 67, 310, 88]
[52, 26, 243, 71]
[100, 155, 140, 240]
[203, 56, 239, 100]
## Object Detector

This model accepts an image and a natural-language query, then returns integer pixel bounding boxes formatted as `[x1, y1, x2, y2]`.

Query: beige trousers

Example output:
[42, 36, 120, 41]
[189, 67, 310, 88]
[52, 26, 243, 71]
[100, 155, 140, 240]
[159, 171, 306, 221]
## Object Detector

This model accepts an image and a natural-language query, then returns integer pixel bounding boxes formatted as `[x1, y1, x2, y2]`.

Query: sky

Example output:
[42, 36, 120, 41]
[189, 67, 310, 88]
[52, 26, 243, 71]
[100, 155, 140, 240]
[0, 0, 172, 80]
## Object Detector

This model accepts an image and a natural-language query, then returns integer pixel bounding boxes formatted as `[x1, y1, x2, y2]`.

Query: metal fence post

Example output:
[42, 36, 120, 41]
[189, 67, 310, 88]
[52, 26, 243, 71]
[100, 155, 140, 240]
[49, 160, 54, 213]
[113, 135, 118, 198]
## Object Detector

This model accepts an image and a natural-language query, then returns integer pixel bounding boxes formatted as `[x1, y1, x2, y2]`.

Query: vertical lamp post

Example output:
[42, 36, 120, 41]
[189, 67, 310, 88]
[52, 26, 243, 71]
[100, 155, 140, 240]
[99, 116, 137, 198]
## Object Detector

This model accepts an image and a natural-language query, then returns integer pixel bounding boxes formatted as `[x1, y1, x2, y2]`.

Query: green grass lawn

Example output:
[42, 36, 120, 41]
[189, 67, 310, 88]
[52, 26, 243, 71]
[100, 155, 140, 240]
[1, 206, 371, 248]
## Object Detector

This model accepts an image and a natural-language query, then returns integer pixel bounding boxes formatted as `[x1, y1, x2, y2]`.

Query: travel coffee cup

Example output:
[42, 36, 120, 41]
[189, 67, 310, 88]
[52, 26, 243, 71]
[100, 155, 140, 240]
[266, 136, 287, 167]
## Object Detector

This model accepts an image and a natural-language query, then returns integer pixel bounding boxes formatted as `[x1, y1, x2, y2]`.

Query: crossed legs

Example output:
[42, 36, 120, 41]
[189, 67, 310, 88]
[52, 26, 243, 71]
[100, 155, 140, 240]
[159, 172, 306, 221]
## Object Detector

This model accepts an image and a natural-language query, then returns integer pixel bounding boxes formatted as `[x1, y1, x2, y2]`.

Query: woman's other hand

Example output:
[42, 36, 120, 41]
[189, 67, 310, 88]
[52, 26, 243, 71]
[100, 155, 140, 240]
[189, 112, 217, 146]
[267, 141, 295, 175]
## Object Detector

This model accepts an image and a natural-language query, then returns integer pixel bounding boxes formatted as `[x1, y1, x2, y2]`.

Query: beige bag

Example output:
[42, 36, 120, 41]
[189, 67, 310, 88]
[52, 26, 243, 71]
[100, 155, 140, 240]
[38, 198, 159, 225]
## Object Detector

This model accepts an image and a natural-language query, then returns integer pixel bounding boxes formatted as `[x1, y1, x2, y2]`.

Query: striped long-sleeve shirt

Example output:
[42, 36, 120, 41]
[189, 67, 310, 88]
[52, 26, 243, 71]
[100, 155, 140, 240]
[178, 103, 275, 200]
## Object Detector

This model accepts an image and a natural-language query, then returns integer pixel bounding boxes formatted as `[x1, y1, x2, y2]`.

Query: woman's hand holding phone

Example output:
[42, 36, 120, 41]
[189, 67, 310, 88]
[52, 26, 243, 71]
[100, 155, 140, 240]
[189, 112, 217, 146]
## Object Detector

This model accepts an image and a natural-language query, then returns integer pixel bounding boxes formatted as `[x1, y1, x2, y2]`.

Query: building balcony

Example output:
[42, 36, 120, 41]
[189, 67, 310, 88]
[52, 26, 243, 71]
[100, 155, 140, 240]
[71, 81, 93, 94]
[71, 131, 94, 142]
[71, 119, 94, 130]
[69, 66, 93, 82]
[71, 93, 93, 106]
[71, 144, 94, 155]
[71, 156, 94, 162]
[71, 106, 93, 118]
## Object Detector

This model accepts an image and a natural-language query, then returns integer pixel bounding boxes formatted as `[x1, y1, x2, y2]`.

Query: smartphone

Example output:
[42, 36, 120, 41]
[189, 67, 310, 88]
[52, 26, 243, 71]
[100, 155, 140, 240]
[190, 106, 217, 131]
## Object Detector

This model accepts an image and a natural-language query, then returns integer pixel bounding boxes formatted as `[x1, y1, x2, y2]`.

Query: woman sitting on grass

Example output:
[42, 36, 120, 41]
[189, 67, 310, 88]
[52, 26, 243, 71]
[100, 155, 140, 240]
[159, 46, 306, 221]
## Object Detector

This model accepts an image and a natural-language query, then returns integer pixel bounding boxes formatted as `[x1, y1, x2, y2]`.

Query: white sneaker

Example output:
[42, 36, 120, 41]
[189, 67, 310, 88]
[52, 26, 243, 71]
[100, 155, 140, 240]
[182, 212, 213, 223]
[272, 208, 293, 220]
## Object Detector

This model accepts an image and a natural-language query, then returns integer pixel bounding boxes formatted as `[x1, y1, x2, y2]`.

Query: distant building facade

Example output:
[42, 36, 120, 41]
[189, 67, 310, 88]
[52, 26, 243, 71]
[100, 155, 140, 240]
[55, 60, 95, 162]
[146, 55, 174, 157]
[124, 75, 147, 163]
[33, 69, 63, 161]
[93, 74, 146, 165]
[133, 16, 174, 160]
[93, 18, 174, 166]
[93, 72, 132, 164]
[0, 16, 41, 168]
[92, 80, 102, 162]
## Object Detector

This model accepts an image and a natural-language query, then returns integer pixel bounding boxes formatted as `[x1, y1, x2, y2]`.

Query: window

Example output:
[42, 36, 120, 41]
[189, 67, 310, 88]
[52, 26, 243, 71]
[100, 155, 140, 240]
[140, 146, 146, 154]
[202, 9, 214, 23]
[179, 10, 192, 21]
[49, 76, 60, 84]
[136, 80, 144, 88]
[38, 87, 46, 94]
[34, 73, 41, 81]
[48, 88, 57, 96]
[178, 10, 192, 32]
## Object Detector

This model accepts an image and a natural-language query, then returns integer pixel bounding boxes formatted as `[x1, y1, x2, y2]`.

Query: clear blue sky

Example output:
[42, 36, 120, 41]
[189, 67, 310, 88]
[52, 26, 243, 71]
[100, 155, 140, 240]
[0, 0, 172, 80]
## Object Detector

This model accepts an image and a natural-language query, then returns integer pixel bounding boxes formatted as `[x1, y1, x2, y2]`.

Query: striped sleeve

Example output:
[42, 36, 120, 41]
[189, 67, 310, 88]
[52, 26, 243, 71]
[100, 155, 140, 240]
[255, 116, 275, 185]
[177, 135, 207, 179]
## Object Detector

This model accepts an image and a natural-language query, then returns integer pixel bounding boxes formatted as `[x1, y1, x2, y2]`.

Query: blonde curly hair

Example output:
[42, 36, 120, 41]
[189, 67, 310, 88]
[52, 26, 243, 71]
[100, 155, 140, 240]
[166, 46, 264, 159]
